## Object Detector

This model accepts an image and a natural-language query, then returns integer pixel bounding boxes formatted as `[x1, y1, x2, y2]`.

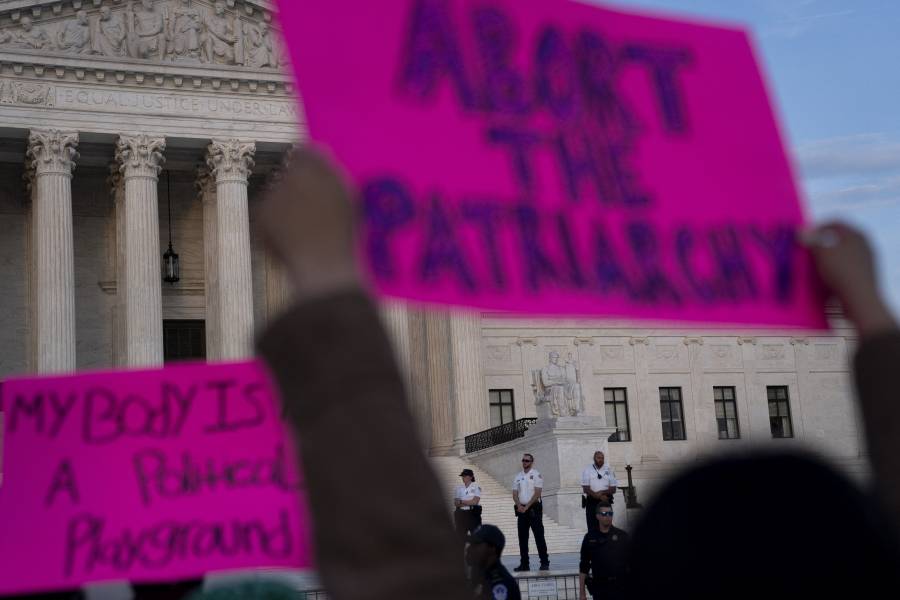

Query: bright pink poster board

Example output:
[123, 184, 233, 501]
[276, 0, 825, 328]
[0, 361, 312, 595]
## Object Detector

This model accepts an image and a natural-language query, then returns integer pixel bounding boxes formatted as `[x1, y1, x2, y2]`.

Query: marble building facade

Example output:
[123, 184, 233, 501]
[0, 0, 869, 534]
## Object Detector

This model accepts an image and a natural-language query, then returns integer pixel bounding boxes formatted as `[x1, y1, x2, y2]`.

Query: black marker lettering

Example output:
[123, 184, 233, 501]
[45, 458, 80, 507]
[362, 177, 416, 281]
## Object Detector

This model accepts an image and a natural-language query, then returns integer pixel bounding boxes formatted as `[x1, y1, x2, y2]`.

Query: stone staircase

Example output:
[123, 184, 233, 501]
[431, 456, 585, 556]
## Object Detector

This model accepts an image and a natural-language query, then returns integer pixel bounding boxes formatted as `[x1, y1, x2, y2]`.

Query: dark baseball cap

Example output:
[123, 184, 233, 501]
[460, 468, 475, 479]
[469, 524, 505, 553]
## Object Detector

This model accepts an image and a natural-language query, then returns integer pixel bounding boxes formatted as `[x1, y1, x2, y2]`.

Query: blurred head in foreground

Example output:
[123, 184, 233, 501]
[627, 452, 900, 599]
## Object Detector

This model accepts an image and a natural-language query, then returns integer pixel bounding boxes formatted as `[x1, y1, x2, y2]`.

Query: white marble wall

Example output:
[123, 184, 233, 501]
[479, 314, 869, 502]
[0, 164, 28, 376]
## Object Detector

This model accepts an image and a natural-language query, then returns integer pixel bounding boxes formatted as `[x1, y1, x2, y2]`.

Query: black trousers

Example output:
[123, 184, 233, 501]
[516, 502, 549, 565]
[454, 508, 481, 541]
[589, 579, 626, 600]
[585, 495, 614, 531]
[585, 497, 599, 532]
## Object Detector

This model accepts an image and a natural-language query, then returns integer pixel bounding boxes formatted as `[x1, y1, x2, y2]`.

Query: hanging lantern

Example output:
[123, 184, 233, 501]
[162, 171, 180, 284]
[163, 242, 180, 284]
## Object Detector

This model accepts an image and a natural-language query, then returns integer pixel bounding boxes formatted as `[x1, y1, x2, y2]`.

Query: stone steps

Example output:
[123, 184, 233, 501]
[431, 456, 585, 556]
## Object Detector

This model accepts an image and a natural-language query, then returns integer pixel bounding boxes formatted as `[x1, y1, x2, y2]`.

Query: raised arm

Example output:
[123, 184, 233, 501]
[805, 223, 900, 528]
[256, 149, 468, 600]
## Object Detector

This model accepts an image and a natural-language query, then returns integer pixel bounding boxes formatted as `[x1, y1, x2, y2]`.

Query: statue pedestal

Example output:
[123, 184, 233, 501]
[523, 416, 618, 530]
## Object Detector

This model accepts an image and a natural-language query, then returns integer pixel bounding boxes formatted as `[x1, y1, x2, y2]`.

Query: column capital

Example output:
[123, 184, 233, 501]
[26, 129, 79, 177]
[107, 163, 124, 198]
[22, 161, 35, 203]
[207, 139, 256, 184]
[195, 164, 215, 202]
[116, 134, 166, 180]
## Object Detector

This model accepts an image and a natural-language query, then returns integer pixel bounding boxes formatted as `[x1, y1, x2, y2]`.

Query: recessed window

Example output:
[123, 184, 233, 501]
[714, 386, 740, 440]
[163, 320, 206, 363]
[659, 387, 686, 440]
[767, 386, 794, 438]
[604, 388, 631, 442]
[489, 389, 515, 427]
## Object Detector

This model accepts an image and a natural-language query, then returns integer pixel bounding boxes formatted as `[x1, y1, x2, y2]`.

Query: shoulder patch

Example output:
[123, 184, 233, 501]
[492, 583, 509, 600]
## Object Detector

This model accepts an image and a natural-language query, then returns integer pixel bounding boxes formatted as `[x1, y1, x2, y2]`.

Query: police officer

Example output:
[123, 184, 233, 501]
[578, 502, 629, 600]
[455, 468, 483, 541]
[466, 524, 521, 600]
[512, 453, 550, 571]
[580, 451, 618, 531]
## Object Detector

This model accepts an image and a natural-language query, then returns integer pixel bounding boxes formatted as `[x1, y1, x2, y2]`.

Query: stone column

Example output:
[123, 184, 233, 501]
[25, 129, 79, 373]
[107, 165, 127, 366]
[262, 165, 293, 323]
[197, 166, 221, 361]
[427, 312, 455, 456]
[450, 311, 488, 453]
[207, 139, 256, 360]
[379, 301, 412, 387]
[407, 309, 432, 448]
[115, 134, 166, 367]
[23, 163, 36, 370]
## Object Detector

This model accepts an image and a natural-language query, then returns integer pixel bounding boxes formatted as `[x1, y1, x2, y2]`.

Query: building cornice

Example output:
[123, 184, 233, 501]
[0, 50, 294, 94]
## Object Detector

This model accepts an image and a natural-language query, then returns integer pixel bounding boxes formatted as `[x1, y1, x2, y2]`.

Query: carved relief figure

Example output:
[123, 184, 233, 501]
[168, 0, 202, 61]
[243, 21, 278, 69]
[9, 16, 51, 50]
[11, 81, 54, 105]
[0, 0, 280, 70]
[201, 2, 238, 65]
[127, 0, 167, 59]
[563, 353, 585, 415]
[540, 352, 566, 416]
[57, 11, 93, 54]
[93, 6, 127, 57]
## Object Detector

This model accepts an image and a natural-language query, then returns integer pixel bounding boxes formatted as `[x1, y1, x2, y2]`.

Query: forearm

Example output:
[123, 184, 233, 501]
[525, 491, 542, 510]
[258, 291, 468, 600]
[854, 329, 900, 531]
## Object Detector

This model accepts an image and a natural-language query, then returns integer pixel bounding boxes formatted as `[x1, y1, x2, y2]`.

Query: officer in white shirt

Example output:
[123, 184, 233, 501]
[581, 451, 618, 532]
[512, 453, 550, 571]
[454, 468, 482, 541]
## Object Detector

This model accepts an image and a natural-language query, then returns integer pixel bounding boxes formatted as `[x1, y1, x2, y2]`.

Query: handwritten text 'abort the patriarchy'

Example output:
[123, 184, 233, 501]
[360, 2, 795, 310]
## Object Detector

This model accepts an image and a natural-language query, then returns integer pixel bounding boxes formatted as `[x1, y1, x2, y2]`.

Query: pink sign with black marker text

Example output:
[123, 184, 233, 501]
[276, 0, 825, 328]
[0, 361, 312, 595]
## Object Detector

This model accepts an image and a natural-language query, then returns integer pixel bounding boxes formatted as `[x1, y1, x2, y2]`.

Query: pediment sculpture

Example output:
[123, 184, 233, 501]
[0, 0, 284, 70]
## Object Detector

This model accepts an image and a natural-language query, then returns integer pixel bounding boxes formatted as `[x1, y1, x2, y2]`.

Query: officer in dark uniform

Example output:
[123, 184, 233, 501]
[578, 502, 629, 600]
[466, 524, 522, 600]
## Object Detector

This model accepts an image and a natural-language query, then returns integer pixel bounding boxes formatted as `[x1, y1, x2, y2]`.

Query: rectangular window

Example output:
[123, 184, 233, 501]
[489, 389, 515, 427]
[659, 387, 686, 440]
[163, 320, 206, 363]
[604, 388, 631, 442]
[767, 386, 794, 438]
[714, 386, 741, 440]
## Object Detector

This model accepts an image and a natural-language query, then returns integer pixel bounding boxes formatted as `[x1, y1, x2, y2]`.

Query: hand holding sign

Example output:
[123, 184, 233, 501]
[276, 0, 826, 327]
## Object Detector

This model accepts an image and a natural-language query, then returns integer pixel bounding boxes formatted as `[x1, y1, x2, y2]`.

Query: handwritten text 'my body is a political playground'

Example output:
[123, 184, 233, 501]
[3, 378, 303, 577]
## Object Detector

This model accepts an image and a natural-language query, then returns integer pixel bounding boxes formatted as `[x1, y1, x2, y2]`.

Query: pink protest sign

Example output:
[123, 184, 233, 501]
[0, 361, 312, 595]
[276, 0, 825, 328]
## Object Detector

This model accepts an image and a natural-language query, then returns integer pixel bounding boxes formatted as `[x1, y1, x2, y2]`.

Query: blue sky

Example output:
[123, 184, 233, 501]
[598, 0, 900, 314]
